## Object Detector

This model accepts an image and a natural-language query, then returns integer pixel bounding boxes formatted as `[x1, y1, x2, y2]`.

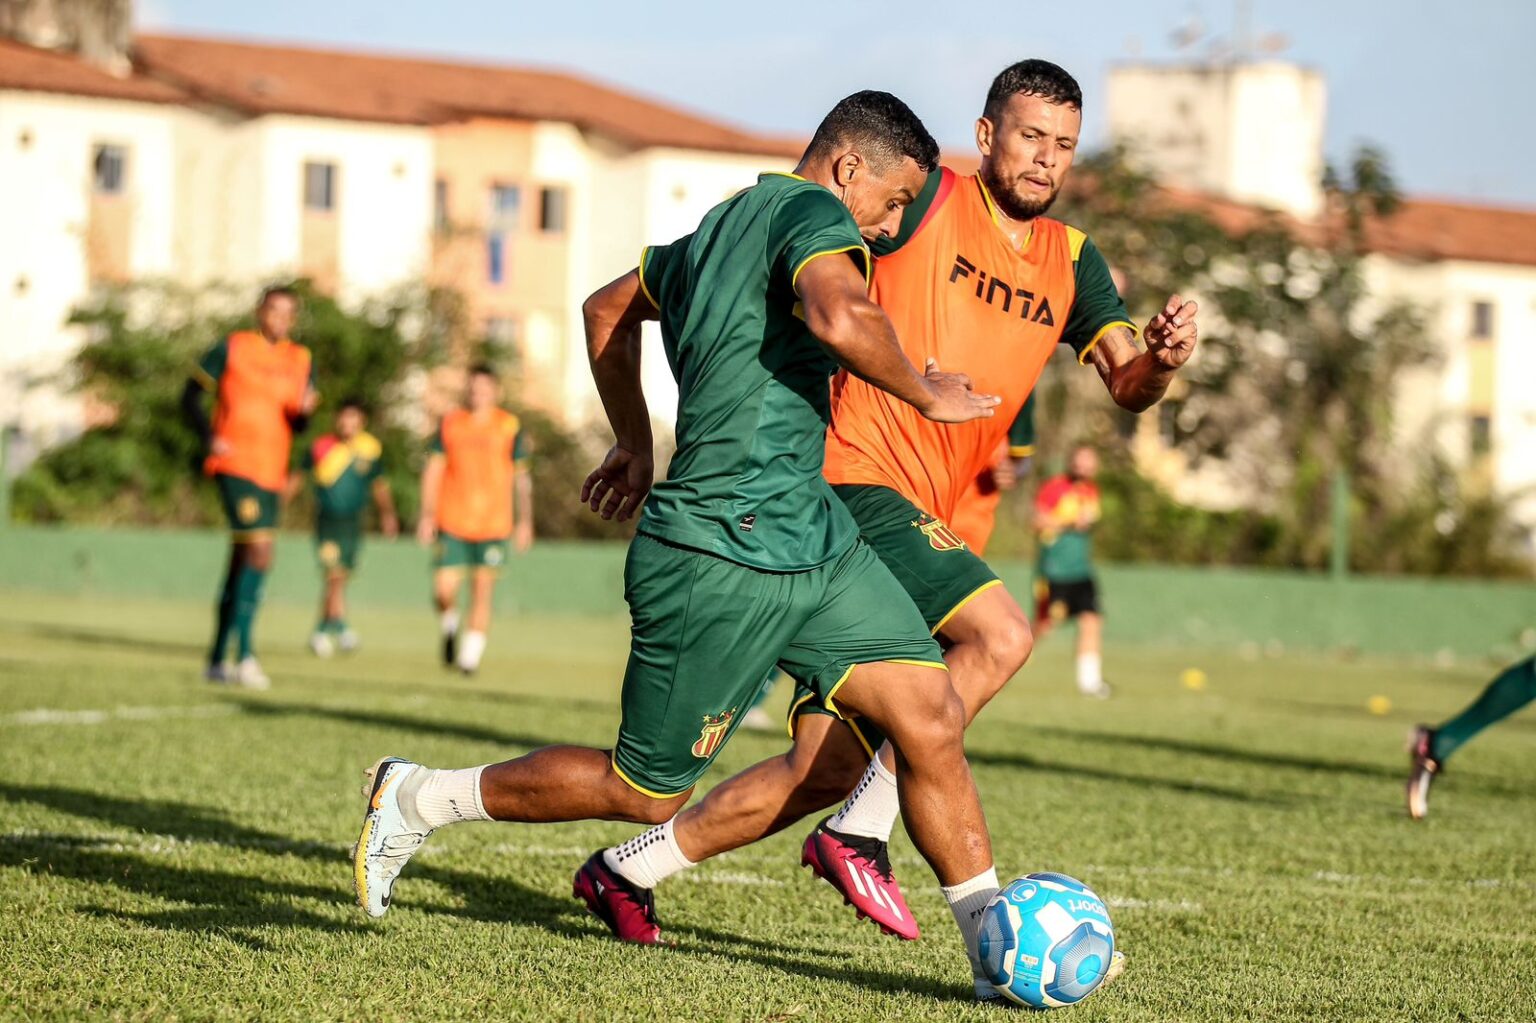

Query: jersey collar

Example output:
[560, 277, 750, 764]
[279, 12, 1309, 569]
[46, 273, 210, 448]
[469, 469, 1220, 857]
[974, 175, 1035, 253]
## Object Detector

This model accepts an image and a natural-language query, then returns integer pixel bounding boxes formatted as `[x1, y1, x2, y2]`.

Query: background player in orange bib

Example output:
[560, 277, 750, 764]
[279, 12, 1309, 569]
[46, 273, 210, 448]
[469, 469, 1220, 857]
[182, 285, 316, 689]
[587, 60, 1200, 970]
[415, 365, 533, 675]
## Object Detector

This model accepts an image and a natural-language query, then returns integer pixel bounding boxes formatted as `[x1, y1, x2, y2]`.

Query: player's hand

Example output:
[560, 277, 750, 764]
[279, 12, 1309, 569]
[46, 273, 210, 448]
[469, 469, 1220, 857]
[581, 445, 653, 522]
[1144, 295, 1198, 369]
[514, 522, 534, 553]
[300, 387, 320, 416]
[381, 513, 400, 540]
[209, 437, 233, 458]
[919, 360, 1001, 423]
[992, 458, 1018, 492]
[415, 517, 437, 546]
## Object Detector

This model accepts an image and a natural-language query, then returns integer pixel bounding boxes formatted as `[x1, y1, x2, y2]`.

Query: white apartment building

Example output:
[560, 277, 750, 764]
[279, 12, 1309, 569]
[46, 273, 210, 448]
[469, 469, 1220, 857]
[1106, 59, 1536, 532]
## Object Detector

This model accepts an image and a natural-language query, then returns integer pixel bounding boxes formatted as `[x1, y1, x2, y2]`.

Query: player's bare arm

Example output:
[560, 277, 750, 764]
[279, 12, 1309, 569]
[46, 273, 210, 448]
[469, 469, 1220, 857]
[581, 269, 659, 521]
[416, 453, 444, 545]
[796, 253, 1000, 423]
[1087, 294, 1199, 412]
[513, 465, 534, 552]
[371, 477, 399, 539]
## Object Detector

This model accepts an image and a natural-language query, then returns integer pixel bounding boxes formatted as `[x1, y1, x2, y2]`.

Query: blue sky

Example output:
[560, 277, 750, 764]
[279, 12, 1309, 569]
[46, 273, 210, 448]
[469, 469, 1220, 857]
[138, 0, 1536, 206]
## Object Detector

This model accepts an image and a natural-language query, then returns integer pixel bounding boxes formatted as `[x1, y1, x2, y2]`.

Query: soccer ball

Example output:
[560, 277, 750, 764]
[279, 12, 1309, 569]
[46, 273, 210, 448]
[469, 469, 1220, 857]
[977, 872, 1115, 1009]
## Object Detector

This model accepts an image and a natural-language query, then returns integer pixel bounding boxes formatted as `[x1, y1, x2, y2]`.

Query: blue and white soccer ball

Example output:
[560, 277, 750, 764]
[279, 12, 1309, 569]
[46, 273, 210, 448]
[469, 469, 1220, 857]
[977, 872, 1115, 1009]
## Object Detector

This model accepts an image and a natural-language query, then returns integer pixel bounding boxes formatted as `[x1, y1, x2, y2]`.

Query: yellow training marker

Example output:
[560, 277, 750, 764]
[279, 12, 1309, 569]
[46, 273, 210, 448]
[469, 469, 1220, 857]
[1181, 668, 1207, 691]
[1367, 695, 1392, 716]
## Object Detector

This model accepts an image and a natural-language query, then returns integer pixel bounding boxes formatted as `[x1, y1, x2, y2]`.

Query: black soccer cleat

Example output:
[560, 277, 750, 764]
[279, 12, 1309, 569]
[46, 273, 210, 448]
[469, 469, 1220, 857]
[1406, 724, 1441, 820]
[442, 630, 457, 669]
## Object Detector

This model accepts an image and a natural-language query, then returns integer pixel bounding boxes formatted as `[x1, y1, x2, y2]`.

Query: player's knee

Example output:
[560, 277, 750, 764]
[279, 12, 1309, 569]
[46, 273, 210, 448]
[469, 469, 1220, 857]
[246, 543, 274, 571]
[987, 612, 1034, 679]
[895, 683, 966, 757]
[623, 790, 690, 825]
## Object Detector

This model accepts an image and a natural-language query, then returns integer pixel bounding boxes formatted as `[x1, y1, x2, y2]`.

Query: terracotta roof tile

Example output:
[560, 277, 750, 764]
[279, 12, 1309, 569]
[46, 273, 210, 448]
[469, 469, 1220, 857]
[134, 33, 800, 156]
[0, 37, 185, 104]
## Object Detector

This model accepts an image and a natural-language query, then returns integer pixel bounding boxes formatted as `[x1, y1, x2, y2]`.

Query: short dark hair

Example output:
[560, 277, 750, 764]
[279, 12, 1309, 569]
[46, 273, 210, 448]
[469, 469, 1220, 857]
[803, 90, 940, 175]
[338, 395, 368, 415]
[259, 284, 300, 306]
[468, 363, 498, 381]
[984, 60, 1082, 123]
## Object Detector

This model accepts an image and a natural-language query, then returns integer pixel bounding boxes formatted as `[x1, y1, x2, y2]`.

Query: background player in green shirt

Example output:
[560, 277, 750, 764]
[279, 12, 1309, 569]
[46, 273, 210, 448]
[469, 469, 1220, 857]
[352, 92, 1009, 991]
[1033, 444, 1109, 696]
[288, 398, 399, 657]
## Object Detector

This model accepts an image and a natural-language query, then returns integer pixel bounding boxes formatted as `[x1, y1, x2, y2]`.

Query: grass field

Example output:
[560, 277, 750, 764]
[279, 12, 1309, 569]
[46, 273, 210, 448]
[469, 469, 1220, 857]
[2, 589, 1534, 1022]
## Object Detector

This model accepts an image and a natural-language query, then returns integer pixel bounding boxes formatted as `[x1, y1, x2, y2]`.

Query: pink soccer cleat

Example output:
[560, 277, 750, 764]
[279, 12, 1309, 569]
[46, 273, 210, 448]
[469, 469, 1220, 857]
[573, 851, 664, 944]
[801, 817, 919, 940]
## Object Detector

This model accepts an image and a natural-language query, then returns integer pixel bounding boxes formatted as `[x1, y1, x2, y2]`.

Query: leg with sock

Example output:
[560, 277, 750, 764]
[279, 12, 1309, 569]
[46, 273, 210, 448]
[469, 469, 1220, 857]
[208, 545, 241, 668]
[943, 867, 1003, 997]
[1433, 655, 1536, 763]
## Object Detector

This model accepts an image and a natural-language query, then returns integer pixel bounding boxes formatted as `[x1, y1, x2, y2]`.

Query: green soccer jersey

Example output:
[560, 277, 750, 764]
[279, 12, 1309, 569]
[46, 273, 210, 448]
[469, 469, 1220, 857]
[638, 172, 869, 572]
[304, 431, 385, 520]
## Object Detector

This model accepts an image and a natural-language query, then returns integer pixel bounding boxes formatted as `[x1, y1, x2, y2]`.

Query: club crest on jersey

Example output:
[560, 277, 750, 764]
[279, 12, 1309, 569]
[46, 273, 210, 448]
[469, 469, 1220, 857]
[691, 708, 737, 759]
[912, 514, 967, 552]
[949, 254, 1055, 325]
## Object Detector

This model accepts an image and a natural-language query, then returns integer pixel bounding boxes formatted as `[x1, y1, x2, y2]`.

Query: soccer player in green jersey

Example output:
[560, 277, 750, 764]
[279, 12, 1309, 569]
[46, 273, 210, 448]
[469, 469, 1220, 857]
[288, 398, 399, 656]
[353, 92, 1009, 991]
[1407, 655, 1536, 819]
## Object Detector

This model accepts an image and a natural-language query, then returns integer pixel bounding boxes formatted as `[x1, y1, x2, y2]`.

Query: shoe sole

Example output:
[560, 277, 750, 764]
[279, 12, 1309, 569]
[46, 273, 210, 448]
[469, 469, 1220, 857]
[352, 756, 405, 918]
[800, 842, 916, 940]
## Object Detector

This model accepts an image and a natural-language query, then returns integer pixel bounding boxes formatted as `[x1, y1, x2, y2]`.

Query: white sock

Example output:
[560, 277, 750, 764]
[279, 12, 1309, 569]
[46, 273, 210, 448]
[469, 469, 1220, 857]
[603, 817, 696, 890]
[827, 745, 899, 842]
[1077, 652, 1103, 693]
[942, 866, 1001, 995]
[404, 765, 490, 829]
[439, 609, 459, 637]
[457, 630, 486, 671]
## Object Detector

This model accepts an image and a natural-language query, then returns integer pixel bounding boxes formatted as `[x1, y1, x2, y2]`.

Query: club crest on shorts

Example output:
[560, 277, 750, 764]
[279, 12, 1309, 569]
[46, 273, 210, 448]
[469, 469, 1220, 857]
[912, 513, 967, 552]
[691, 708, 737, 759]
[318, 540, 341, 566]
[237, 496, 261, 524]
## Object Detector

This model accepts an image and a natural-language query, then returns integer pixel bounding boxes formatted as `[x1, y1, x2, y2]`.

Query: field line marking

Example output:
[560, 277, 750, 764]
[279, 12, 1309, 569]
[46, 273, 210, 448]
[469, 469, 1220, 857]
[2, 704, 239, 727]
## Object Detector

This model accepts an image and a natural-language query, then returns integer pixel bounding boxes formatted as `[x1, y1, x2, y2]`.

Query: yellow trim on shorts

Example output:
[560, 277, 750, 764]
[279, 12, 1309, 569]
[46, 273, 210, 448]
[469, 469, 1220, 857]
[822, 664, 858, 719]
[791, 245, 872, 292]
[931, 578, 1004, 636]
[785, 689, 878, 760]
[823, 658, 948, 720]
[1077, 320, 1137, 366]
[230, 528, 275, 543]
[636, 248, 661, 310]
[609, 754, 691, 800]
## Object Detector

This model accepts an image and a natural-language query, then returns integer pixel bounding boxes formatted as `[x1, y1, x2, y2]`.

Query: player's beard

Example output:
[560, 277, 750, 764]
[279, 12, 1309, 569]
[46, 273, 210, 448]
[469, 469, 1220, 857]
[981, 163, 1060, 221]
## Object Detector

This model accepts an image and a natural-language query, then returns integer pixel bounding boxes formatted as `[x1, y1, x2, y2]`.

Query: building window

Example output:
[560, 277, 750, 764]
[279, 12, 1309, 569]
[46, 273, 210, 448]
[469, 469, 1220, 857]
[304, 161, 337, 211]
[539, 186, 568, 232]
[487, 185, 521, 284]
[1470, 414, 1492, 457]
[433, 179, 450, 234]
[1470, 300, 1494, 339]
[92, 143, 126, 194]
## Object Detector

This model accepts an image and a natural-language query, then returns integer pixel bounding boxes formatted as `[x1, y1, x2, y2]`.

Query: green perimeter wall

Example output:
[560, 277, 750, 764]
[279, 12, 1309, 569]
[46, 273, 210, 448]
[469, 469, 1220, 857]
[0, 525, 1532, 660]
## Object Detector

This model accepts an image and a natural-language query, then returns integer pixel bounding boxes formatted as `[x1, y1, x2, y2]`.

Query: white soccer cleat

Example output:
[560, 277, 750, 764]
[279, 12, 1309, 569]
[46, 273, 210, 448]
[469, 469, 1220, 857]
[234, 656, 271, 689]
[1079, 681, 1113, 700]
[309, 631, 336, 658]
[337, 628, 360, 653]
[353, 756, 433, 918]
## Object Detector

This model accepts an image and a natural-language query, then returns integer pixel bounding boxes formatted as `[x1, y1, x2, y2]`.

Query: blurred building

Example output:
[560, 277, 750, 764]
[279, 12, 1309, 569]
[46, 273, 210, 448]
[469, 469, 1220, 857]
[0, 27, 795, 455]
[1107, 59, 1536, 532]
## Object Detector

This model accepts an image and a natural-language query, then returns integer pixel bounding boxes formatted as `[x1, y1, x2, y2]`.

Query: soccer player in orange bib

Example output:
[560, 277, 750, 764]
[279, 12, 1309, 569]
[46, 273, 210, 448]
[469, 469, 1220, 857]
[182, 286, 316, 688]
[587, 61, 1199, 985]
[415, 365, 533, 675]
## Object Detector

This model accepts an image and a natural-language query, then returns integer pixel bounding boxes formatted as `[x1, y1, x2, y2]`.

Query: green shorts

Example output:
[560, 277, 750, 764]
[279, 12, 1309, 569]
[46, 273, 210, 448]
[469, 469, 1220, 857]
[215, 474, 280, 539]
[316, 517, 363, 575]
[434, 532, 509, 571]
[612, 532, 944, 797]
[790, 484, 1002, 754]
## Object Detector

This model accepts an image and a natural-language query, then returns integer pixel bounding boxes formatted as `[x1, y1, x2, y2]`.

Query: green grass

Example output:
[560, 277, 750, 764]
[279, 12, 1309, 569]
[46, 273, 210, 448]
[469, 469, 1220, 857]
[1, 589, 1533, 1022]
